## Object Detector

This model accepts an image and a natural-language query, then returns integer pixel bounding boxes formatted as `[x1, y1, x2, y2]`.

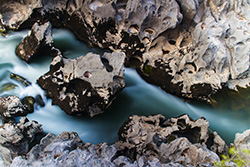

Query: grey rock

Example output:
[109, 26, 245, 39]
[139, 0, 250, 101]
[116, 114, 226, 165]
[2, 0, 250, 101]
[37, 52, 125, 117]
[10, 113, 227, 167]
[0, 0, 42, 30]
[234, 129, 250, 165]
[0, 117, 42, 165]
[16, 21, 59, 62]
[0, 96, 28, 118]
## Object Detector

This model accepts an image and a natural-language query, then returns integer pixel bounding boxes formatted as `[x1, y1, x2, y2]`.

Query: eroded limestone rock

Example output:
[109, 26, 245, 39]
[116, 114, 227, 165]
[37, 52, 125, 117]
[0, 96, 28, 118]
[0, 117, 42, 165]
[16, 21, 59, 62]
[10, 114, 226, 166]
[3, 0, 250, 102]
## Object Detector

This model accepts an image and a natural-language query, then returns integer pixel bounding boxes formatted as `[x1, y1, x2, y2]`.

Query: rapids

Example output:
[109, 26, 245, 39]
[0, 29, 249, 144]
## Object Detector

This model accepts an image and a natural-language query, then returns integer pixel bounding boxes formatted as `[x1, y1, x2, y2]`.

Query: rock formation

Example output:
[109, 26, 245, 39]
[0, 96, 29, 118]
[0, 117, 43, 166]
[37, 52, 125, 117]
[16, 21, 59, 62]
[11, 114, 226, 166]
[1, 0, 250, 102]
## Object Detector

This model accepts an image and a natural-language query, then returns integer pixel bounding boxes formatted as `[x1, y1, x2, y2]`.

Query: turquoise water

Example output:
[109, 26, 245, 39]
[0, 29, 249, 144]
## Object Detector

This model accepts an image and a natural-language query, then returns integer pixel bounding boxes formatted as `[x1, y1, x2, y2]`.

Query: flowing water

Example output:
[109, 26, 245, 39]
[0, 29, 250, 144]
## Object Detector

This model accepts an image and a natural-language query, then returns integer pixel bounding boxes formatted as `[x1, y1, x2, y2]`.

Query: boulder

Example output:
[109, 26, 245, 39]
[116, 114, 227, 164]
[0, 0, 42, 30]
[0, 117, 43, 165]
[10, 114, 227, 166]
[16, 21, 59, 62]
[0, 96, 28, 118]
[37, 52, 125, 117]
[139, 0, 250, 101]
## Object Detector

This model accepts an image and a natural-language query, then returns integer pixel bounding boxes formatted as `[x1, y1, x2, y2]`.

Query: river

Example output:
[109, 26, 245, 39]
[0, 29, 249, 144]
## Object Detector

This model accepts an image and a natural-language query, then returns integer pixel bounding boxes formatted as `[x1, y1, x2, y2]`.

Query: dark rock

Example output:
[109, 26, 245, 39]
[0, 117, 43, 165]
[37, 52, 125, 117]
[0, 96, 28, 118]
[10, 73, 31, 87]
[15, 21, 59, 62]
[35, 94, 45, 107]
[21, 96, 35, 113]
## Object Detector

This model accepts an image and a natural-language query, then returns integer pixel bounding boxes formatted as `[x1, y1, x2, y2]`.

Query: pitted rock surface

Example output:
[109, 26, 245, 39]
[116, 114, 227, 164]
[10, 114, 227, 167]
[16, 21, 59, 62]
[0, 95, 28, 118]
[2, 0, 250, 101]
[37, 52, 125, 117]
[0, 117, 42, 165]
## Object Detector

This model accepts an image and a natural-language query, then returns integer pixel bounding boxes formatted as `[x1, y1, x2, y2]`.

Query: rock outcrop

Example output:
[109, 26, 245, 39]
[0, 117, 43, 166]
[2, 0, 250, 102]
[116, 114, 226, 165]
[37, 52, 125, 117]
[0, 96, 28, 118]
[10, 114, 227, 166]
[16, 21, 59, 62]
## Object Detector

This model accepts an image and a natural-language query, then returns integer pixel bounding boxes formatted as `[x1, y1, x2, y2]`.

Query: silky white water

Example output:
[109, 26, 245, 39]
[0, 29, 249, 144]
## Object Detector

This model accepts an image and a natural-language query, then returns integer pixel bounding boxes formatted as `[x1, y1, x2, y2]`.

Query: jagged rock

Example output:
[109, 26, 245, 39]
[16, 21, 59, 62]
[139, 0, 250, 101]
[0, 96, 28, 118]
[37, 52, 125, 117]
[2, 0, 250, 101]
[0, 0, 42, 30]
[116, 114, 226, 165]
[0, 117, 43, 165]
[234, 129, 250, 163]
[10, 131, 188, 167]
[10, 114, 227, 167]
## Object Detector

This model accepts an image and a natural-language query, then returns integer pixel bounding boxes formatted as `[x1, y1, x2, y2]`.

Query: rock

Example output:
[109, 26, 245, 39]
[10, 114, 226, 167]
[234, 129, 250, 163]
[10, 131, 188, 167]
[0, 117, 43, 165]
[10, 73, 31, 87]
[0, 96, 28, 118]
[139, 0, 250, 101]
[21, 96, 36, 113]
[16, 21, 59, 62]
[0, 0, 42, 30]
[116, 114, 227, 164]
[2, 0, 250, 101]
[37, 52, 125, 117]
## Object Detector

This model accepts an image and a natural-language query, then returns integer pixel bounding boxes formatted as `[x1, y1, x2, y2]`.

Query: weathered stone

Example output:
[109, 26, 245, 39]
[0, 117, 42, 165]
[10, 115, 225, 167]
[2, 0, 250, 101]
[16, 21, 59, 62]
[234, 129, 250, 164]
[0, 96, 28, 118]
[116, 114, 227, 164]
[37, 52, 125, 117]
[139, 0, 250, 102]
[0, 0, 42, 30]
